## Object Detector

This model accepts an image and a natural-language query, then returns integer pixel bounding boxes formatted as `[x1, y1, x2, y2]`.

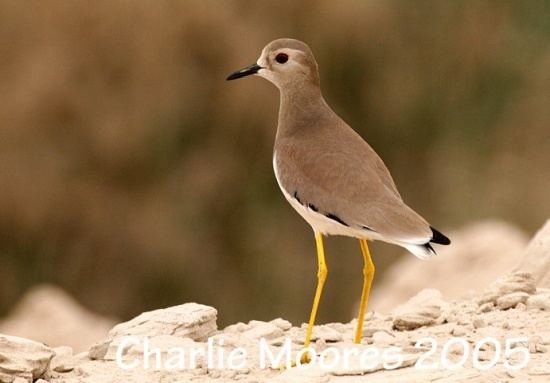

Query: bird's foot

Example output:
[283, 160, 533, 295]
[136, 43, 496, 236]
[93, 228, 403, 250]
[299, 350, 312, 365]
[274, 349, 314, 369]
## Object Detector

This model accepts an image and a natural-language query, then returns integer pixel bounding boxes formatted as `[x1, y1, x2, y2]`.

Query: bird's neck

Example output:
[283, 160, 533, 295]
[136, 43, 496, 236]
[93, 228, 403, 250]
[277, 83, 331, 139]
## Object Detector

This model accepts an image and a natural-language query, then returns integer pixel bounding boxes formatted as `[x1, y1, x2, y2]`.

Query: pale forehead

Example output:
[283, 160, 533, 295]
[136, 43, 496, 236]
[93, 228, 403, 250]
[262, 38, 314, 56]
[260, 46, 302, 60]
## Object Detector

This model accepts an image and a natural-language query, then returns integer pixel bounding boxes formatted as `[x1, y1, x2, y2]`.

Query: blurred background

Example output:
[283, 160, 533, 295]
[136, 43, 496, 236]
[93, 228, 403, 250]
[1, 0, 549, 330]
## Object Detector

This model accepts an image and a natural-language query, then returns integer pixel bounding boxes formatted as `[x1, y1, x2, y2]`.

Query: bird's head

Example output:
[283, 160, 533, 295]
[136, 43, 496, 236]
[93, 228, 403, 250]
[226, 38, 320, 90]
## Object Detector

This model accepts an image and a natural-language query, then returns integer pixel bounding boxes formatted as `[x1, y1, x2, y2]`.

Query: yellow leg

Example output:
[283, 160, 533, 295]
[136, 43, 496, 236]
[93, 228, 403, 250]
[301, 232, 328, 362]
[354, 239, 375, 344]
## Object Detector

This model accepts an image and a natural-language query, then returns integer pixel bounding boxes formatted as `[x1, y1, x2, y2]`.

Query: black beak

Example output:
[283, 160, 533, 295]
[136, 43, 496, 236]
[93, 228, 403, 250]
[226, 63, 262, 81]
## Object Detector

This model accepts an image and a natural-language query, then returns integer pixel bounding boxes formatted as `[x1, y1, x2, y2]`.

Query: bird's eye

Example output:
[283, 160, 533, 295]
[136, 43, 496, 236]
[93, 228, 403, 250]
[275, 53, 289, 64]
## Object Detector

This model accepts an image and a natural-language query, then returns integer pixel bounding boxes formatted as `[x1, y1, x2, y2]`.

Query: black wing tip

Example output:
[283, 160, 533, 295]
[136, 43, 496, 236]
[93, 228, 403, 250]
[424, 242, 436, 254]
[430, 226, 451, 245]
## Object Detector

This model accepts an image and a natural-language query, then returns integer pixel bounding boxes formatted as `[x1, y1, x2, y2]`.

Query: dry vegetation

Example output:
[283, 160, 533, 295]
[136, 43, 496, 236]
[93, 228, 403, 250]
[0, 1, 549, 326]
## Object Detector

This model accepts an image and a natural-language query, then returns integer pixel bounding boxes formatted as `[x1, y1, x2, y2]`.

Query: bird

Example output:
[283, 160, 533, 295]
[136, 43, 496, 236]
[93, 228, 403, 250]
[226, 38, 450, 357]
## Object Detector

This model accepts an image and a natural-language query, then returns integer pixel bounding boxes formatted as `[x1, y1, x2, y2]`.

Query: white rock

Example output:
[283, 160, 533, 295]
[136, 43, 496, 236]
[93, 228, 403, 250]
[456, 314, 472, 326]
[528, 365, 550, 376]
[392, 289, 444, 331]
[518, 219, 550, 288]
[477, 302, 495, 313]
[210, 333, 239, 347]
[270, 318, 292, 331]
[289, 325, 343, 345]
[223, 322, 249, 333]
[49, 346, 74, 373]
[88, 303, 216, 362]
[372, 331, 394, 344]
[494, 272, 537, 295]
[313, 325, 343, 343]
[451, 325, 467, 337]
[105, 334, 200, 363]
[330, 352, 419, 376]
[360, 327, 388, 337]
[496, 292, 530, 310]
[473, 317, 486, 329]
[527, 293, 550, 311]
[325, 322, 347, 333]
[478, 291, 500, 306]
[0, 334, 54, 382]
[271, 364, 329, 383]
[393, 306, 441, 331]
[242, 321, 283, 341]
[88, 339, 110, 360]
[107, 303, 217, 341]
[393, 311, 440, 331]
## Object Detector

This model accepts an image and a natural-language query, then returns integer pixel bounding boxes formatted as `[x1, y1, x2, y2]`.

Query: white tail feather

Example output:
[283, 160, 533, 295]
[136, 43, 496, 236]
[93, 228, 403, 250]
[401, 243, 436, 260]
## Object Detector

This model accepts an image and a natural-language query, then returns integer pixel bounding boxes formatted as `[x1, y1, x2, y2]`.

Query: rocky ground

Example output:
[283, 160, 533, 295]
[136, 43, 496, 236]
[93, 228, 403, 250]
[1, 220, 550, 383]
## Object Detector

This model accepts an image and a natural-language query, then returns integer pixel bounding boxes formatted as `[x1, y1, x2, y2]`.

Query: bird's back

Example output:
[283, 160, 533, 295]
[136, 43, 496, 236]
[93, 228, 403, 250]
[274, 110, 432, 243]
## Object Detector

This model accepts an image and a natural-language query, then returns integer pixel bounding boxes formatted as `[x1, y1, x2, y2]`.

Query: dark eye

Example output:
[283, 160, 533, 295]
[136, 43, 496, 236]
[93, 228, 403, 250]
[275, 53, 288, 64]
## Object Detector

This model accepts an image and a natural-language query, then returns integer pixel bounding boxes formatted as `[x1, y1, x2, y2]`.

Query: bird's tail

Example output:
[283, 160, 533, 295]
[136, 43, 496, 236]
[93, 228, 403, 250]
[401, 226, 451, 260]
[401, 243, 437, 260]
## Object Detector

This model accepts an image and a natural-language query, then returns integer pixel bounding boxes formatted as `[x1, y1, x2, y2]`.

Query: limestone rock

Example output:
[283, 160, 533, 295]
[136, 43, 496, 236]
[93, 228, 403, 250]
[92, 303, 217, 361]
[527, 292, 550, 311]
[270, 318, 292, 331]
[496, 292, 530, 310]
[518, 219, 550, 288]
[451, 325, 467, 337]
[290, 325, 344, 344]
[241, 321, 283, 341]
[271, 365, 329, 383]
[330, 351, 419, 376]
[361, 327, 389, 338]
[392, 289, 444, 331]
[223, 322, 249, 333]
[393, 310, 440, 331]
[490, 272, 537, 295]
[112, 334, 201, 366]
[312, 325, 343, 343]
[88, 339, 110, 360]
[479, 272, 537, 309]
[49, 346, 75, 373]
[107, 303, 217, 341]
[372, 330, 394, 345]
[472, 317, 487, 329]
[0, 334, 54, 383]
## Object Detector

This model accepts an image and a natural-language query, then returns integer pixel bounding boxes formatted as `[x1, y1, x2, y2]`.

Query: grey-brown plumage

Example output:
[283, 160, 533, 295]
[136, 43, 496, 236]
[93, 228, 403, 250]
[227, 38, 450, 259]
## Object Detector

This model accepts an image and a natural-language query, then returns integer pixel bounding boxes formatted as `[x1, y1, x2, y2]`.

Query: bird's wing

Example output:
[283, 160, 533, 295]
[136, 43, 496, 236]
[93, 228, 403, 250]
[274, 123, 432, 243]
